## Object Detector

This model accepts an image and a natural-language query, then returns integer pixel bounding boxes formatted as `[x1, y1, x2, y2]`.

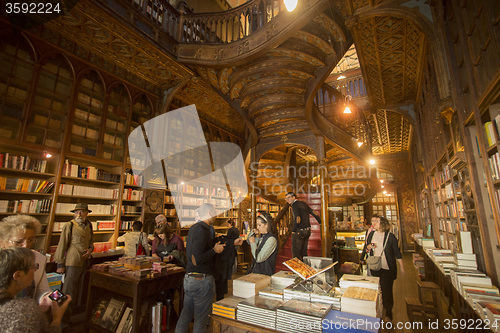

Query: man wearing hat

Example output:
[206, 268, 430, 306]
[54, 203, 94, 329]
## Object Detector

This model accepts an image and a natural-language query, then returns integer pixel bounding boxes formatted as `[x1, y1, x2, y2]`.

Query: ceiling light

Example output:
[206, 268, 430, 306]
[343, 106, 351, 114]
[383, 190, 387, 194]
[369, 159, 375, 165]
[284, 0, 298, 11]
[381, 185, 384, 188]
[43, 150, 52, 158]
[357, 141, 363, 147]
[337, 75, 346, 80]
[343, 94, 352, 114]
[380, 180, 384, 183]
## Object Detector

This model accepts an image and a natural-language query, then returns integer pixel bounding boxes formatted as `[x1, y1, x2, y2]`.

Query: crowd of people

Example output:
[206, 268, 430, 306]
[0, 197, 403, 331]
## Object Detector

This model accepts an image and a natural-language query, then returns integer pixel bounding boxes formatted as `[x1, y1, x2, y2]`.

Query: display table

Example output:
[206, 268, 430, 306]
[85, 269, 184, 333]
[211, 314, 277, 333]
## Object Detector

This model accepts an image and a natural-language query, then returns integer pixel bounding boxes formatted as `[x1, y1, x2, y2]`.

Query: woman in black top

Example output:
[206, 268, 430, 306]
[361, 215, 404, 322]
[214, 219, 242, 300]
[247, 212, 278, 276]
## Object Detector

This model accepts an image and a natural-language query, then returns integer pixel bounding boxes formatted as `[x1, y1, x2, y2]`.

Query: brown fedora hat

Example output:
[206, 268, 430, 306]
[70, 203, 92, 213]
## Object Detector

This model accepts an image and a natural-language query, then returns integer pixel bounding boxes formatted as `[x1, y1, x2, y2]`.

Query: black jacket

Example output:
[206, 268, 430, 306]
[361, 231, 402, 280]
[185, 221, 216, 274]
[214, 226, 240, 280]
[291, 200, 321, 231]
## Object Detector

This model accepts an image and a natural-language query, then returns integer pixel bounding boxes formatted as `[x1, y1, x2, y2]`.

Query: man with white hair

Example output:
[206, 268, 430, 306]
[175, 203, 225, 333]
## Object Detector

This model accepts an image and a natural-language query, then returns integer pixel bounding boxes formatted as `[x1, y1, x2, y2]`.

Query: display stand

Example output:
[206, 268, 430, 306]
[283, 258, 337, 293]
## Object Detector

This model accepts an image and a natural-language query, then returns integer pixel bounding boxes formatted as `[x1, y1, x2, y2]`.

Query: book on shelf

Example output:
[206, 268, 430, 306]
[115, 307, 133, 333]
[99, 298, 126, 331]
[90, 298, 109, 326]
[456, 231, 473, 253]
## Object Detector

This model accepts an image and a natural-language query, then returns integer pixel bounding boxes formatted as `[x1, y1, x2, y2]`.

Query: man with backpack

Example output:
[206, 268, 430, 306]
[54, 203, 94, 330]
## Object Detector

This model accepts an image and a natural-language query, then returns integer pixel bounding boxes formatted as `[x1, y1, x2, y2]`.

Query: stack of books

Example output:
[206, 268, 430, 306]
[271, 270, 299, 288]
[276, 299, 332, 333]
[236, 295, 283, 330]
[283, 281, 311, 301]
[339, 274, 379, 291]
[259, 285, 285, 300]
[232, 273, 270, 298]
[412, 253, 425, 279]
[454, 253, 478, 270]
[340, 286, 380, 317]
[310, 285, 341, 309]
[451, 269, 492, 293]
[212, 296, 244, 319]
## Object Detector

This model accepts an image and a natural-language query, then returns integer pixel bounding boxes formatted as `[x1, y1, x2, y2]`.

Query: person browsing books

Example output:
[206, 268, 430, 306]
[0, 247, 72, 333]
[285, 192, 322, 261]
[117, 221, 150, 257]
[361, 215, 404, 322]
[175, 203, 225, 333]
[246, 212, 278, 276]
[0, 214, 52, 311]
[152, 224, 186, 266]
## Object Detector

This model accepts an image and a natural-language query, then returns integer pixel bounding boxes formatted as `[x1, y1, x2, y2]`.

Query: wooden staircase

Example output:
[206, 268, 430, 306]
[276, 192, 322, 271]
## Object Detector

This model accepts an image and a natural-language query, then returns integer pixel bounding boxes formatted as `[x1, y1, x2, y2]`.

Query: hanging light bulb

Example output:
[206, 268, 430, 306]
[343, 94, 352, 114]
[284, 0, 298, 11]
[357, 141, 363, 147]
[369, 159, 376, 165]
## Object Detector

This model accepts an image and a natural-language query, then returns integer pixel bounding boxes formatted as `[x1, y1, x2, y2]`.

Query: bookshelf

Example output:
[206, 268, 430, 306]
[0, 145, 58, 252]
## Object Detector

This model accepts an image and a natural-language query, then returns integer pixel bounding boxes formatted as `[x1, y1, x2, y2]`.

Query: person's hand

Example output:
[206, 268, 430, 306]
[50, 294, 72, 326]
[166, 255, 174, 262]
[234, 238, 243, 246]
[400, 267, 405, 275]
[39, 294, 52, 312]
[214, 241, 225, 253]
[248, 236, 255, 243]
[56, 267, 66, 274]
[367, 243, 376, 251]
[81, 248, 92, 260]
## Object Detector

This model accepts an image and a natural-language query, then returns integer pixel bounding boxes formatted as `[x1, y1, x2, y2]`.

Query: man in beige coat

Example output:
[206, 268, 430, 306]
[54, 203, 94, 330]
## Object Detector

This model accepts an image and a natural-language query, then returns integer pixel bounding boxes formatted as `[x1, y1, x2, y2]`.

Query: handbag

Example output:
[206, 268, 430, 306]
[366, 233, 388, 271]
[136, 233, 146, 256]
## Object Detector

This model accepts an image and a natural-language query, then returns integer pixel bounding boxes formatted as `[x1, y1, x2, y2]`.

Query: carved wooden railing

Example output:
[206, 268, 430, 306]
[127, 0, 284, 43]
[274, 202, 293, 251]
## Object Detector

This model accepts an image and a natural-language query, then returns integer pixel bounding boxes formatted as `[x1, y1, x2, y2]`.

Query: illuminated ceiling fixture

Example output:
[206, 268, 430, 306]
[284, 0, 298, 11]
[357, 141, 363, 147]
[380, 179, 384, 183]
[337, 75, 346, 80]
[369, 159, 375, 165]
[343, 94, 352, 114]
[383, 190, 387, 194]
[43, 150, 52, 158]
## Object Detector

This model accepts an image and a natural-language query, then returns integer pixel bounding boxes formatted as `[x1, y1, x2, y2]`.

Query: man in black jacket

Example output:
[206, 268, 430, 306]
[175, 203, 225, 333]
[285, 192, 321, 261]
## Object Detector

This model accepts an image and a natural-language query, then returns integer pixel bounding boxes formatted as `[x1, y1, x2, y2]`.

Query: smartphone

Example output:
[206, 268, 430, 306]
[48, 289, 68, 305]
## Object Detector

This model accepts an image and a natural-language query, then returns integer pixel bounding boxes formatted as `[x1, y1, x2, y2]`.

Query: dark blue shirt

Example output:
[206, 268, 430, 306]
[185, 221, 216, 274]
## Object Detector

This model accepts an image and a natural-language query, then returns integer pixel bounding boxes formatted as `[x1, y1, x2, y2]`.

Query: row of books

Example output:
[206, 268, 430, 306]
[90, 297, 132, 333]
[0, 177, 54, 193]
[0, 198, 52, 213]
[59, 184, 119, 199]
[0, 153, 48, 173]
[124, 171, 143, 187]
[122, 188, 143, 201]
[55, 203, 118, 215]
[62, 160, 121, 182]
[122, 205, 141, 214]
[484, 116, 500, 147]
[488, 152, 500, 181]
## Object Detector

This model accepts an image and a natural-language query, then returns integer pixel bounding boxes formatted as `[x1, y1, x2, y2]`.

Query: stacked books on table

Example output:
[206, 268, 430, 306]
[271, 270, 299, 287]
[212, 296, 244, 319]
[259, 284, 285, 299]
[339, 274, 379, 291]
[310, 285, 341, 310]
[236, 295, 283, 330]
[232, 273, 270, 298]
[276, 299, 332, 333]
[283, 281, 311, 301]
[340, 286, 380, 317]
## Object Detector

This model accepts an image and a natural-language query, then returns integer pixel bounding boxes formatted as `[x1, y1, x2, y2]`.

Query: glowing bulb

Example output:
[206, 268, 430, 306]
[43, 150, 52, 158]
[284, 0, 298, 11]
[369, 159, 375, 165]
[381, 185, 384, 188]
[357, 141, 363, 147]
[181, 181, 184, 185]
[343, 106, 351, 114]
[383, 190, 387, 194]
[380, 180, 384, 183]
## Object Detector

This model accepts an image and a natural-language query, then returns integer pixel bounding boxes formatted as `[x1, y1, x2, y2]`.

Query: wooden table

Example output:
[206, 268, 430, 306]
[85, 269, 184, 333]
[211, 314, 277, 332]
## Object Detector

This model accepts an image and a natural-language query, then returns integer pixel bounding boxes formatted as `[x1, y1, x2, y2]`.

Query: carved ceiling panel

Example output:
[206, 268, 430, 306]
[369, 109, 412, 155]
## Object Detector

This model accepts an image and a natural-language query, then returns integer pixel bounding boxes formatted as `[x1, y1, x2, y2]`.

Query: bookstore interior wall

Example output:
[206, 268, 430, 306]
[0, 33, 245, 257]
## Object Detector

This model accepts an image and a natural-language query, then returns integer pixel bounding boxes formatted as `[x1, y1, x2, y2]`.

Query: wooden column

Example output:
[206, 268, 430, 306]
[317, 136, 328, 257]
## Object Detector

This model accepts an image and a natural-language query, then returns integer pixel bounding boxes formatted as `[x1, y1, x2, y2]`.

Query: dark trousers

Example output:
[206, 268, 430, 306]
[291, 229, 311, 261]
[215, 277, 228, 301]
[61, 266, 85, 328]
[373, 268, 395, 319]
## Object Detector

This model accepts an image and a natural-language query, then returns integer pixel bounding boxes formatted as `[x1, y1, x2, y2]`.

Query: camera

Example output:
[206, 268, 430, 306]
[48, 289, 68, 305]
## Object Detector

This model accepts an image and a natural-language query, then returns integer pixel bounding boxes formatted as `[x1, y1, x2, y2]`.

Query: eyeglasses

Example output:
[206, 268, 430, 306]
[9, 238, 36, 247]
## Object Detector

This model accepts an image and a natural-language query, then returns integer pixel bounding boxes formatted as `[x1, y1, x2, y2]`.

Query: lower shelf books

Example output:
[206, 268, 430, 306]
[91, 297, 126, 332]
[115, 307, 133, 333]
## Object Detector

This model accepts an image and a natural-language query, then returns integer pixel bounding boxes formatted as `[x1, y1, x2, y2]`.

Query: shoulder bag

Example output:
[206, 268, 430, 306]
[366, 233, 388, 271]
[136, 232, 146, 256]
